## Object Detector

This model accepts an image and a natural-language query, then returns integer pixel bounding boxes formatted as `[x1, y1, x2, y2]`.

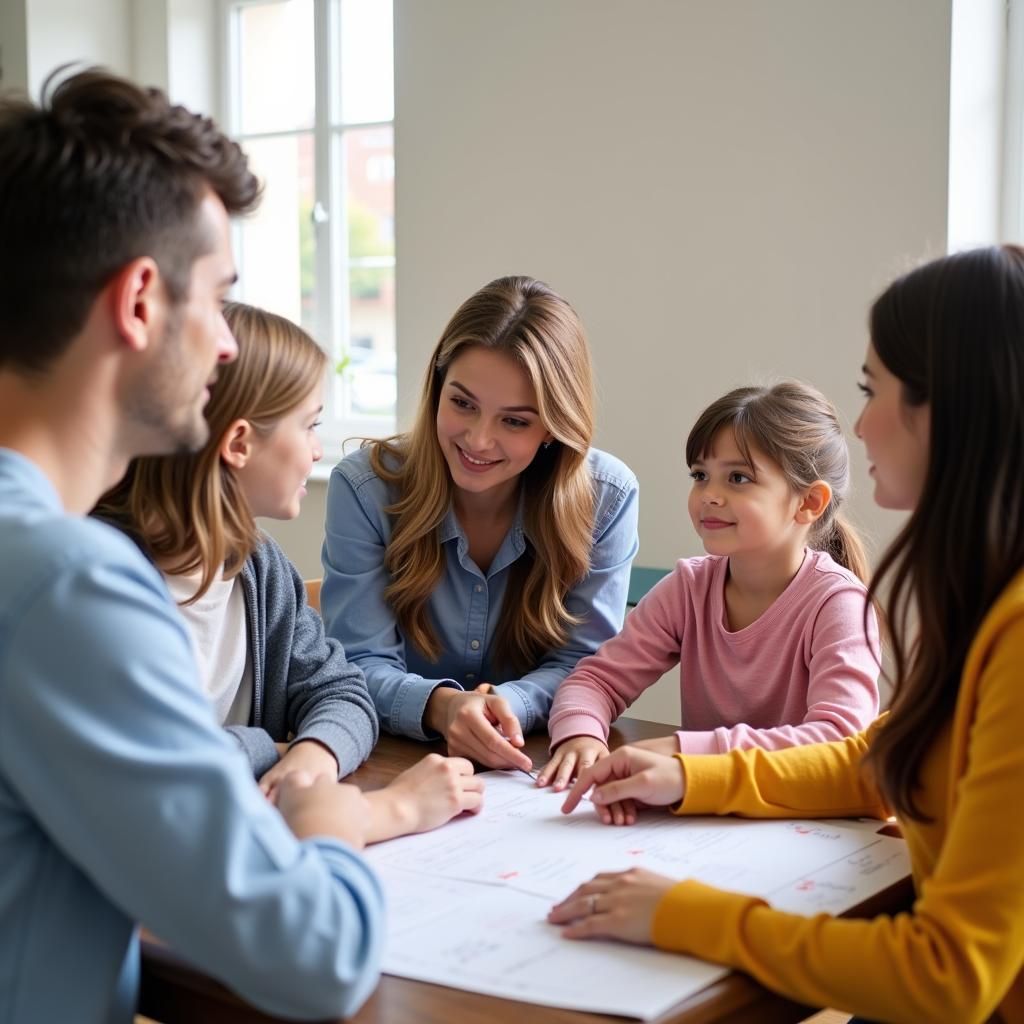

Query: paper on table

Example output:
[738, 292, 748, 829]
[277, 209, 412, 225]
[369, 770, 909, 910]
[376, 867, 727, 1019]
[365, 771, 910, 1020]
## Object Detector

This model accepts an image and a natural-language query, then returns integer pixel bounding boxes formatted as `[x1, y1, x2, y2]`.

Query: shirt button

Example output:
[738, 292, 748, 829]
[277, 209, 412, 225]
[474, 584, 483, 593]
[470, 639, 480, 650]
[466, 673, 476, 681]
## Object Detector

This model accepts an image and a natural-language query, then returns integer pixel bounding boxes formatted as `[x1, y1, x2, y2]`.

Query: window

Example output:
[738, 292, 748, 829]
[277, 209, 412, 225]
[1005, 0, 1024, 242]
[224, 0, 396, 456]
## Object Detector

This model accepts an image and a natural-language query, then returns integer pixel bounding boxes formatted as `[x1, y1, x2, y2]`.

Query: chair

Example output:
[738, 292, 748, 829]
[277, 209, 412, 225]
[627, 565, 671, 608]
[304, 578, 322, 615]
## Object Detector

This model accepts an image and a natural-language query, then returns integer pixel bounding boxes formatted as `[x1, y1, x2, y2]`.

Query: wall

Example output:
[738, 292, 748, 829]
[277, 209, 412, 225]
[376, 0, 952, 722]
[11, 1, 966, 727]
[0, 0, 29, 92]
[395, 0, 949, 553]
[2, 0, 219, 115]
[25, 0, 132, 95]
[268, 0, 955, 724]
[260, 484, 329, 580]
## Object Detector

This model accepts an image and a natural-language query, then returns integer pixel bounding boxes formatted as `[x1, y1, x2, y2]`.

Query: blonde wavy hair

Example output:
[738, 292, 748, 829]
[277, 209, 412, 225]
[96, 302, 327, 602]
[369, 275, 596, 672]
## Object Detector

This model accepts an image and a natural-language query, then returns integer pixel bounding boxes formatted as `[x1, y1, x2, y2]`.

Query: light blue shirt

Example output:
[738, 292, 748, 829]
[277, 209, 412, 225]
[0, 449, 384, 1024]
[321, 446, 639, 740]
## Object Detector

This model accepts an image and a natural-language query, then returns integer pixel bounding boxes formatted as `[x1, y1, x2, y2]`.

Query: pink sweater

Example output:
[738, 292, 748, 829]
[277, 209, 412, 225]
[548, 550, 880, 754]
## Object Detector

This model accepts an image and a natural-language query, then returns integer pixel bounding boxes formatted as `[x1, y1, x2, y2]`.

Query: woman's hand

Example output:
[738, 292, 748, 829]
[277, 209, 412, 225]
[547, 868, 677, 945]
[424, 687, 533, 772]
[536, 736, 610, 791]
[260, 739, 339, 803]
[561, 745, 686, 823]
[364, 753, 485, 842]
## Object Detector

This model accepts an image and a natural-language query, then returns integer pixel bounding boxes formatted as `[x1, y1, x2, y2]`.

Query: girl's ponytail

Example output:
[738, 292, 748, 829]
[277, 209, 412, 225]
[816, 512, 871, 585]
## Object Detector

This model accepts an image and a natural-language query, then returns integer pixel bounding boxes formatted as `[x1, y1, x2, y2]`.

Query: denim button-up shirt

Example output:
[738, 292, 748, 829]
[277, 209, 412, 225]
[322, 445, 639, 740]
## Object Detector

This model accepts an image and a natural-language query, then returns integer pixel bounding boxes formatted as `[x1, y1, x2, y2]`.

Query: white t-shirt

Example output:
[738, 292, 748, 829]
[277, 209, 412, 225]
[164, 568, 253, 727]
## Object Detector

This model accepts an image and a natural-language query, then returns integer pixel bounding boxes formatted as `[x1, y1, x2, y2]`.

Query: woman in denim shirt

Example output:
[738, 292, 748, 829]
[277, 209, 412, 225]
[322, 276, 639, 770]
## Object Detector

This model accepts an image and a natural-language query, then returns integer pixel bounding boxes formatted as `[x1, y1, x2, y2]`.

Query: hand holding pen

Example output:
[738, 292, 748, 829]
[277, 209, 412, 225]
[474, 684, 537, 779]
[423, 682, 534, 773]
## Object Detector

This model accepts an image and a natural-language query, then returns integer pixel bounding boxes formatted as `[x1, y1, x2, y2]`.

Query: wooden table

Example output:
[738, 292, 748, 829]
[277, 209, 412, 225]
[139, 719, 912, 1024]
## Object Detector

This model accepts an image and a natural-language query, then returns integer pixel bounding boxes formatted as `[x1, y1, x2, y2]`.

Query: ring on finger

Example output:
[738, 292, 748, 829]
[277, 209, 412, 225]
[588, 893, 599, 915]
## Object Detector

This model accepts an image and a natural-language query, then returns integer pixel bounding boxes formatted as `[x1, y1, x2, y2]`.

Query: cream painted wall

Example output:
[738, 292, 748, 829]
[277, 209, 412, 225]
[265, 0, 954, 727]
[0, 1, 29, 92]
[259, 485, 330, 581]
[13, 0, 964, 728]
[25, 0, 132, 94]
[9, 0, 218, 115]
[393, 0, 948, 560]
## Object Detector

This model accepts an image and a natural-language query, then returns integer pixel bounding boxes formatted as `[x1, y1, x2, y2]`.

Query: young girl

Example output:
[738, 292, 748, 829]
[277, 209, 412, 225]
[97, 304, 484, 831]
[539, 382, 881, 802]
[551, 246, 1024, 1024]
[321, 276, 639, 771]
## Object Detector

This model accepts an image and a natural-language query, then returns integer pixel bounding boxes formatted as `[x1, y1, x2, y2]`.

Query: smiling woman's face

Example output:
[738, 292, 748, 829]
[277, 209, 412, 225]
[435, 346, 552, 502]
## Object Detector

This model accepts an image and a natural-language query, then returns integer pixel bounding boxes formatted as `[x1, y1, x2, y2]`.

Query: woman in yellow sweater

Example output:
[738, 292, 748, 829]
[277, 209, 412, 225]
[549, 245, 1024, 1024]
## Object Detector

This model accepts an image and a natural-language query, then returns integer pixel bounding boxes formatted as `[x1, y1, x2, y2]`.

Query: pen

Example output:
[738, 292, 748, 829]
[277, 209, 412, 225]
[474, 683, 537, 779]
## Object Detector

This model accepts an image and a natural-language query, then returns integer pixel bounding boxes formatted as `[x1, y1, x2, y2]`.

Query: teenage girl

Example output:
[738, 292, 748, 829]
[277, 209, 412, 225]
[551, 246, 1024, 1024]
[539, 382, 880, 805]
[321, 276, 639, 770]
[98, 302, 482, 833]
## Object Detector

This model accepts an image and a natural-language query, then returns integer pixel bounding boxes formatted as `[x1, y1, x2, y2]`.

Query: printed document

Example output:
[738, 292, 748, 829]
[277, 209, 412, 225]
[365, 771, 909, 1019]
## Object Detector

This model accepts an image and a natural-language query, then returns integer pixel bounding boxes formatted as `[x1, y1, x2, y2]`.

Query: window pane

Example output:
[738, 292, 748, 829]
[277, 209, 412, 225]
[338, 0, 394, 124]
[236, 133, 318, 332]
[346, 265, 395, 417]
[239, 0, 315, 134]
[341, 122, 394, 417]
[345, 124, 394, 258]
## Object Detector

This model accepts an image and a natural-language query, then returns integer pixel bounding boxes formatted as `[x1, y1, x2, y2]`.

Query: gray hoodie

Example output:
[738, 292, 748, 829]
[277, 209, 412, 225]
[225, 533, 379, 778]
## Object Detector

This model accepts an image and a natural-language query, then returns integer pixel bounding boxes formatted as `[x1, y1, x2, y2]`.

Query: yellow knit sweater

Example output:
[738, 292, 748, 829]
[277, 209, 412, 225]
[652, 571, 1024, 1024]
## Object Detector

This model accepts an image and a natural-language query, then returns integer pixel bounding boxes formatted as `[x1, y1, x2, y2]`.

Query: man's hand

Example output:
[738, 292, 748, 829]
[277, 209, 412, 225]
[275, 774, 371, 849]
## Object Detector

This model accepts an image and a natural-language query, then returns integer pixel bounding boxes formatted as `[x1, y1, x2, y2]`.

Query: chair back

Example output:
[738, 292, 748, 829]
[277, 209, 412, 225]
[627, 566, 671, 607]
[304, 578, 322, 615]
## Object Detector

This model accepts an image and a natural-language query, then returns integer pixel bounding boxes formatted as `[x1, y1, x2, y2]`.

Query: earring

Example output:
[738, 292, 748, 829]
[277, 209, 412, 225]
[543, 439, 553, 449]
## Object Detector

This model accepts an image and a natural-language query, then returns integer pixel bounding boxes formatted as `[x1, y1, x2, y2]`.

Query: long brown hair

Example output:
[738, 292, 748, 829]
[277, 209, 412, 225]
[369, 275, 596, 672]
[96, 302, 326, 601]
[865, 246, 1024, 820]
[685, 381, 871, 583]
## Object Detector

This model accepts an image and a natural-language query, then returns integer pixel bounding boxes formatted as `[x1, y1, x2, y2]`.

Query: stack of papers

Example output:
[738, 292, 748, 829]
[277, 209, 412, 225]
[365, 771, 909, 1020]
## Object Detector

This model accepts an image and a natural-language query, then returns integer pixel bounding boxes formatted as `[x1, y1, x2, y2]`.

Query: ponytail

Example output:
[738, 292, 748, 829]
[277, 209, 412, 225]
[815, 512, 870, 585]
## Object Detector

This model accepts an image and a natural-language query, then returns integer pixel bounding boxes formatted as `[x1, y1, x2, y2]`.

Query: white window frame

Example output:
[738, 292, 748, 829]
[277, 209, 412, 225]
[1004, 0, 1024, 241]
[221, 0, 396, 465]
